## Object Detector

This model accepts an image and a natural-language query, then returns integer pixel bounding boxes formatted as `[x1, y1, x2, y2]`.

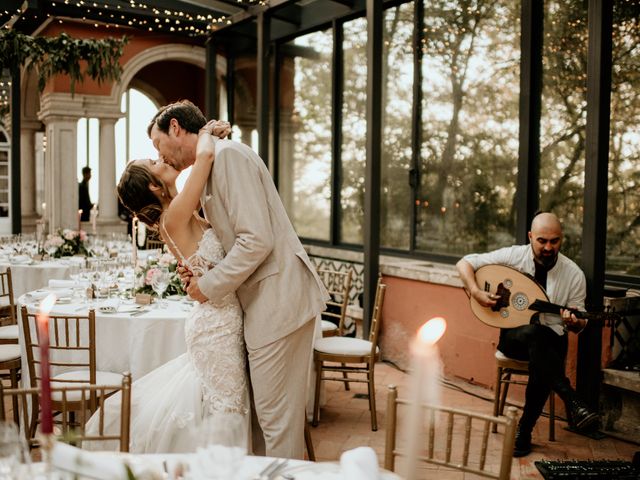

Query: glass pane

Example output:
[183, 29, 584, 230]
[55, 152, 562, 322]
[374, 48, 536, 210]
[340, 17, 368, 245]
[278, 29, 333, 241]
[539, 1, 587, 262]
[381, 3, 414, 250]
[418, 0, 520, 254]
[607, 1, 640, 277]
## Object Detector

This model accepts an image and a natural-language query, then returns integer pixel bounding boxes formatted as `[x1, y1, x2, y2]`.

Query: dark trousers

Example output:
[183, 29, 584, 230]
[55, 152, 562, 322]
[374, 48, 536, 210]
[498, 324, 576, 431]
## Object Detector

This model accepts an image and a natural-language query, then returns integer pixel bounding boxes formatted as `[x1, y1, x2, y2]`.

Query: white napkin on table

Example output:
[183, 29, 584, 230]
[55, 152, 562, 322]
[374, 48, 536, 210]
[340, 447, 380, 480]
[48, 279, 90, 289]
[24, 288, 73, 302]
[11, 255, 31, 264]
[51, 442, 164, 480]
[51, 442, 129, 480]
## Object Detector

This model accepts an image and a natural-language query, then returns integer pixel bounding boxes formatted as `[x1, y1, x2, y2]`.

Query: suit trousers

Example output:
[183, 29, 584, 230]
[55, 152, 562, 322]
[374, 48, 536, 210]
[497, 324, 574, 431]
[247, 318, 316, 459]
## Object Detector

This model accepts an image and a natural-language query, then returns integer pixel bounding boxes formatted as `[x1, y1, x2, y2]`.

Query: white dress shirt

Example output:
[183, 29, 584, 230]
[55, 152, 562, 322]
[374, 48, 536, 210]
[463, 244, 587, 335]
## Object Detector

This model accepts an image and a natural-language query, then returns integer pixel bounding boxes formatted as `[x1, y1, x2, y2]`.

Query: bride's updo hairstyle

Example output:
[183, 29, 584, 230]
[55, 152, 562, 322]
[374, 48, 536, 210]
[117, 161, 170, 229]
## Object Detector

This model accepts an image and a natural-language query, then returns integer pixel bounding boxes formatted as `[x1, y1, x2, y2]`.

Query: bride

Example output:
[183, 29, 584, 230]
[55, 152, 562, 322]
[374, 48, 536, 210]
[85, 123, 248, 453]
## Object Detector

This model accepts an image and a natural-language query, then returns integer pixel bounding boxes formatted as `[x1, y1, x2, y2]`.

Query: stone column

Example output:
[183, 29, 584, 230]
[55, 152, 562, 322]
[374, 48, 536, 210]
[42, 117, 79, 231]
[20, 120, 40, 220]
[98, 117, 118, 222]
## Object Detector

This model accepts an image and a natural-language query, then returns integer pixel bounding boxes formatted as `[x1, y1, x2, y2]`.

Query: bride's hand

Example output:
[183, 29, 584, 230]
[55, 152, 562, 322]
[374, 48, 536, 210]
[199, 119, 231, 138]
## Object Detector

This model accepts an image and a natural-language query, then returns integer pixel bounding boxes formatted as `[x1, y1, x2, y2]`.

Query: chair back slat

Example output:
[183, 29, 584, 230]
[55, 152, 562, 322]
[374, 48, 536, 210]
[385, 385, 518, 480]
[316, 268, 352, 335]
[0, 373, 132, 452]
[20, 306, 97, 392]
[0, 268, 16, 328]
[368, 279, 386, 357]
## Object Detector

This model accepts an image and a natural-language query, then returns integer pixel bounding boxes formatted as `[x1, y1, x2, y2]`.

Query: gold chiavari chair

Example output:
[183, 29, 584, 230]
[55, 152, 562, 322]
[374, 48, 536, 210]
[20, 306, 123, 435]
[312, 278, 386, 431]
[0, 268, 18, 344]
[316, 268, 353, 338]
[384, 385, 518, 480]
[0, 373, 132, 451]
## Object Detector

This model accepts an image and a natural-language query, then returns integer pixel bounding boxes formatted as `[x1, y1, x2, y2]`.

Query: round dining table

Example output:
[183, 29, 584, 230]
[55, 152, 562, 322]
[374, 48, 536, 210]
[1, 257, 85, 298]
[18, 292, 189, 381]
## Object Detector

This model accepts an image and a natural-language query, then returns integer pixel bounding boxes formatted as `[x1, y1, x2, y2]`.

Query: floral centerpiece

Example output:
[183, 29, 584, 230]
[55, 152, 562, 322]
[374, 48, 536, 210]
[43, 229, 91, 257]
[134, 252, 185, 297]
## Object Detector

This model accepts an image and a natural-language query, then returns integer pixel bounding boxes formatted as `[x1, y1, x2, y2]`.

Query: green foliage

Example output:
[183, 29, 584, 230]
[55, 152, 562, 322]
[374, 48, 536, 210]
[0, 29, 128, 115]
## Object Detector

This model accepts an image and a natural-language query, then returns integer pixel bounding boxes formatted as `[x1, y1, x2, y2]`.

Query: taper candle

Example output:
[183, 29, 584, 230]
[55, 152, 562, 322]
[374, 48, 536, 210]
[404, 317, 446, 480]
[37, 294, 58, 435]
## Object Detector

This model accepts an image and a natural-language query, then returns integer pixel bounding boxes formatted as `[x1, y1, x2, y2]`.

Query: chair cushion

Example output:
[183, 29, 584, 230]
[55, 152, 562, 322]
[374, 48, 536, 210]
[50, 371, 124, 402]
[321, 320, 338, 333]
[0, 344, 21, 362]
[495, 350, 529, 370]
[0, 325, 18, 340]
[315, 337, 379, 356]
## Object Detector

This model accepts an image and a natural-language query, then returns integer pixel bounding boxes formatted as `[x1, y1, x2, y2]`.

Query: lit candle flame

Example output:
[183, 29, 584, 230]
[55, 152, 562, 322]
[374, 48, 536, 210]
[39, 294, 57, 315]
[417, 317, 446, 346]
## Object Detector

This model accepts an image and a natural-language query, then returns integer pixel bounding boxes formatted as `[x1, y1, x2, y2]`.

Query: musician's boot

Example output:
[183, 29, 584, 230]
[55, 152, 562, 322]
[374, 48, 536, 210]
[555, 381, 599, 432]
[566, 398, 599, 432]
[513, 422, 532, 457]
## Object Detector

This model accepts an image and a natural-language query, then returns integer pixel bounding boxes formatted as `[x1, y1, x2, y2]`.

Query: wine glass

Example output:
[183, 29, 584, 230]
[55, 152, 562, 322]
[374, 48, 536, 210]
[151, 267, 170, 307]
[0, 423, 29, 479]
[192, 413, 247, 479]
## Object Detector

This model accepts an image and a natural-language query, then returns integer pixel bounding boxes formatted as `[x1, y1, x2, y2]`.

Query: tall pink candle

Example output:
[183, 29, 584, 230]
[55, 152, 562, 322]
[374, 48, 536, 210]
[131, 216, 138, 267]
[37, 294, 57, 435]
[77, 209, 83, 232]
[405, 317, 446, 480]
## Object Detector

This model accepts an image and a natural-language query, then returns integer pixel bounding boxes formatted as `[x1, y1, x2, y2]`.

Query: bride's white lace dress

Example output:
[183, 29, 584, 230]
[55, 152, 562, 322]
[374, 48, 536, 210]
[85, 228, 248, 453]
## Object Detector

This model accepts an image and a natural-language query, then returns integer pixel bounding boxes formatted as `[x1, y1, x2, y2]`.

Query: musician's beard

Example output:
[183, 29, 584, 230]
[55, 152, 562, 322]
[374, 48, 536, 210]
[535, 251, 558, 269]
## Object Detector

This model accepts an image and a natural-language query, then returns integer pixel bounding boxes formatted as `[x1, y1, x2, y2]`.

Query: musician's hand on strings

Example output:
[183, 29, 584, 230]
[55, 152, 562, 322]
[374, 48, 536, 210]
[561, 307, 586, 331]
[471, 287, 499, 308]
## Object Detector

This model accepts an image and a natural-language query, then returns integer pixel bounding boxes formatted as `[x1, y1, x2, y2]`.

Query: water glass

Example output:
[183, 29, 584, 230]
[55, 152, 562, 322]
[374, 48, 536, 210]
[192, 414, 247, 479]
[0, 423, 28, 479]
[151, 267, 170, 307]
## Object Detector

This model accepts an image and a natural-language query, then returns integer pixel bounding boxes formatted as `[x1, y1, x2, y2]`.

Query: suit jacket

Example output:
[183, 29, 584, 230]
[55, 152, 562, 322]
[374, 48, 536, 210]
[198, 139, 329, 349]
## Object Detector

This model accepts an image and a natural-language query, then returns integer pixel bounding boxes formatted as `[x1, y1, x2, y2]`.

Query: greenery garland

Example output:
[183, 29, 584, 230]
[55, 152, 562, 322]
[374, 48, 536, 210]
[0, 29, 128, 115]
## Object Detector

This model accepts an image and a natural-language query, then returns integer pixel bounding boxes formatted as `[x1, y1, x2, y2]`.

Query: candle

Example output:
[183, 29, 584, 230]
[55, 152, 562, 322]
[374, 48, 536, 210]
[41, 202, 46, 219]
[90, 205, 98, 235]
[131, 216, 138, 267]
[37, 293, 58, 435]
[77, 209, 83, 232]
[404, 317, 446, 480]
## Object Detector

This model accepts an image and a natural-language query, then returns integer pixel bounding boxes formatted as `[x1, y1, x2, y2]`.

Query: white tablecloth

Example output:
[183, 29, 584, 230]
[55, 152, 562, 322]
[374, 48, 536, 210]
[2, 259, 84, 298]
[18, 294, 188, 381]
[33, 448, 403, 479]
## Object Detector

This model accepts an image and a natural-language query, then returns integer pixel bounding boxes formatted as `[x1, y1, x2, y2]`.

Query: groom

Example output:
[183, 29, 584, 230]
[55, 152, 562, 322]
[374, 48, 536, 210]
[147, 100, 329, 459]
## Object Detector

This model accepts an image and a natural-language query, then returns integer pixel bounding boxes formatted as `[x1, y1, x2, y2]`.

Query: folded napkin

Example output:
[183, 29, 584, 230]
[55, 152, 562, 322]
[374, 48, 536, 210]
[98, 298, 120, 313]
[340, 447, 380, 480]
[48, 279, 90, 288]
[51, 442, 128, 480]
[24, 288, 73, 301]
[51, 442, 164, 480]
[11, 255, 31, 264]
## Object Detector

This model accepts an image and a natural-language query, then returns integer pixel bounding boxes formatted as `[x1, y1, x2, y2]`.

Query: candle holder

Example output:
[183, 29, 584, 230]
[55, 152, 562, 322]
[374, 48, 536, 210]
[37, 431, 55, 474]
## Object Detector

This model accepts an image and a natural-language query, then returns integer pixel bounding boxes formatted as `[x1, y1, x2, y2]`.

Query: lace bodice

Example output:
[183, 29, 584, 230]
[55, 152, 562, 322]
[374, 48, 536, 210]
[172, 226, 248, 417]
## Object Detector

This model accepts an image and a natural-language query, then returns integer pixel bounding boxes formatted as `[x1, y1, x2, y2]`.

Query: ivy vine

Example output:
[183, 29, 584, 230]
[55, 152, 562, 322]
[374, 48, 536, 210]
[0, 29, 128, 115]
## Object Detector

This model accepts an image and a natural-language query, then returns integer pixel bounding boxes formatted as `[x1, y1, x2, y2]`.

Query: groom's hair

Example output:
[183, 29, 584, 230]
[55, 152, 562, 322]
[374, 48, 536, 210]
[148, 99, 207, 137]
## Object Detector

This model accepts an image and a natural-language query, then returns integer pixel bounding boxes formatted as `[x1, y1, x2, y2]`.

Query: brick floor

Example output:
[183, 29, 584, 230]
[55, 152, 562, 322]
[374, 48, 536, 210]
[309, 361, 638, 479]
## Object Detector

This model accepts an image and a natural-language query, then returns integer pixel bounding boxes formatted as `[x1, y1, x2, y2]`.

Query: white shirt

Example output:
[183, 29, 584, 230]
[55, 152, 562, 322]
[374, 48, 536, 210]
[463, 244, 587, 335]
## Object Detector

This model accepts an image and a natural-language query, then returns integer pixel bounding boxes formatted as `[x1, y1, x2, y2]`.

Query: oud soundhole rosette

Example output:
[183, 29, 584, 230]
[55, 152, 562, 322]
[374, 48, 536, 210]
[500, 310, 509, 318]
[504, 279, 513, 288]
[511, 292, 529, 311]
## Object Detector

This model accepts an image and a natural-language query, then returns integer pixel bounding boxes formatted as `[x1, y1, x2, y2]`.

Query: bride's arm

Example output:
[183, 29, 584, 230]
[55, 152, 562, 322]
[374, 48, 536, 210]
[164, 130, 215, 227]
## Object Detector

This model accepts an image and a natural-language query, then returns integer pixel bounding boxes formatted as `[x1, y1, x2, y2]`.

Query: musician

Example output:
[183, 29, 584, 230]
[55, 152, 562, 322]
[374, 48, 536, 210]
[456, 212, 598, 457]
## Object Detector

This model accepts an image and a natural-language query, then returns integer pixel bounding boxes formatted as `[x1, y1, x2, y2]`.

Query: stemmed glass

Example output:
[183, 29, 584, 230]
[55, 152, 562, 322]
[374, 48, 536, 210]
[192, 414, 247, 480]
[151, 266, 170, 308]
[0, 423, 30, 479]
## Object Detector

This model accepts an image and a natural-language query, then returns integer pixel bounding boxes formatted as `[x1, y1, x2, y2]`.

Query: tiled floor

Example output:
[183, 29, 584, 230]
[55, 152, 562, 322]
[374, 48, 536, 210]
[309, 361, 638, 479]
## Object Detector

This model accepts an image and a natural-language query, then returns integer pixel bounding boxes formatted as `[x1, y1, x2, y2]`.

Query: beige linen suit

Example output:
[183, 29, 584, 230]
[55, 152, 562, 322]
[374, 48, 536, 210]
[197, 139, 329, 458]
